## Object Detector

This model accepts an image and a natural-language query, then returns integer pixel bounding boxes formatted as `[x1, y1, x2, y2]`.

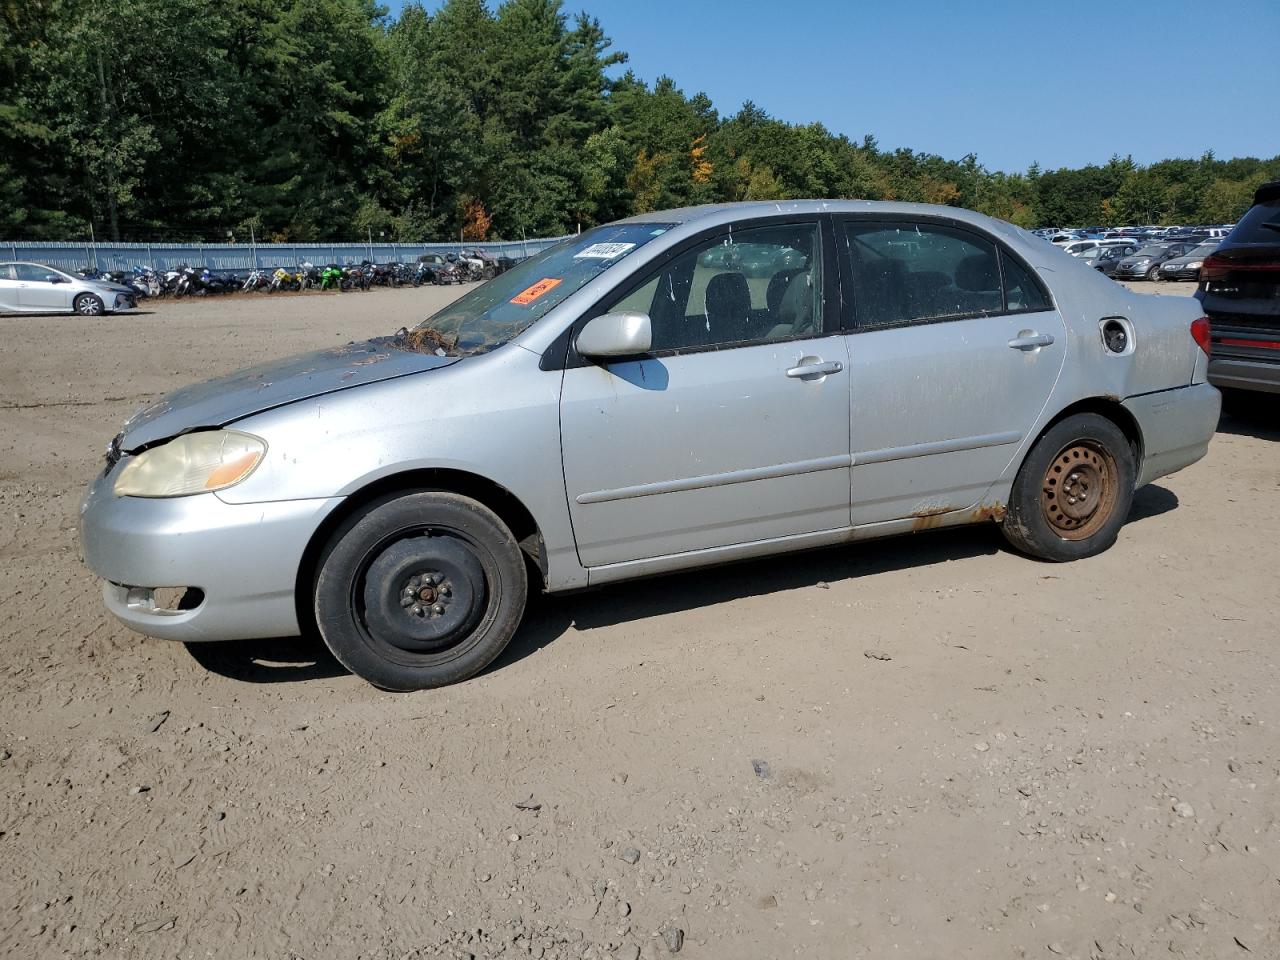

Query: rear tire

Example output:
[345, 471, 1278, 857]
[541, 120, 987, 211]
[1146, 264, 1161, 281]
[1001, 413, 1136, 562]
[313, 492, 527, 690]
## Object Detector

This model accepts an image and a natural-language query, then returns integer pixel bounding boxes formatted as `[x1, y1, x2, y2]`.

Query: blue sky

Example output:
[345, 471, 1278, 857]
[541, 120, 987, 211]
[394, 0, 1280, 173]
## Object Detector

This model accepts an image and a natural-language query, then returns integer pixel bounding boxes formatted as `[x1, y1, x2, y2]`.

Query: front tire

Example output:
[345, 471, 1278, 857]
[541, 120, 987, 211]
[313, 492, 528, 690]
[74, 293, 105, 316]
[1146, 264, 1161, 281]
[1001, 413, 1136, 562]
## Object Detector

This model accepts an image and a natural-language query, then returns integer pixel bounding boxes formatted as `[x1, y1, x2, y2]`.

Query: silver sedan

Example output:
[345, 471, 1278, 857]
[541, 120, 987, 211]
[0, 262, 138, 316]
[80, 201, 1221, 690]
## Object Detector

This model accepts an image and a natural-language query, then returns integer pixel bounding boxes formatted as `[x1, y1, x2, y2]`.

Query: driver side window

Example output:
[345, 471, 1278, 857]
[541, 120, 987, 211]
[611, 223, 823, 353]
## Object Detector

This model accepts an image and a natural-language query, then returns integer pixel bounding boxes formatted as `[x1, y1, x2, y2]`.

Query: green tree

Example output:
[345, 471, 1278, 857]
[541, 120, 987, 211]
[2, 0, 1279, 240]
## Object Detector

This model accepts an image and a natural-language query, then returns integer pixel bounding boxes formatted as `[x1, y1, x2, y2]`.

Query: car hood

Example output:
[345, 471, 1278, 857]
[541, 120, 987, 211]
[119, 337, 460, 450]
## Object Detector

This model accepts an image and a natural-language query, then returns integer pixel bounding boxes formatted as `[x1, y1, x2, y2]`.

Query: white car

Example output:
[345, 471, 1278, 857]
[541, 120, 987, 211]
[0, 262, 138, 316]
[1061, 240, 1101, 257]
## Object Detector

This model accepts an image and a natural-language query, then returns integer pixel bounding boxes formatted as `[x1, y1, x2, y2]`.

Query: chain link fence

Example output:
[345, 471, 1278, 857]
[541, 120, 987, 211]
[5, 237, 570, 274]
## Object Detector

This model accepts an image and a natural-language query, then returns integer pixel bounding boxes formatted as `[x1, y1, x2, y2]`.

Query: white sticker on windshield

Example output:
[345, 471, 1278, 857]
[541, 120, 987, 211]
[574, 242, 636, 260]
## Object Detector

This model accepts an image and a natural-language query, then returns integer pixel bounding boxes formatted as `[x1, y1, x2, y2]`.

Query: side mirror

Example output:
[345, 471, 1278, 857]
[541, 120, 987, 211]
[45, 275, 66, 283]
[576, 312, 652, 359]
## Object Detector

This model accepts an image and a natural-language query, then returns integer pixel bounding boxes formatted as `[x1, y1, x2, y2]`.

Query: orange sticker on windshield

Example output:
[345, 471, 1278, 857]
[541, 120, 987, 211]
[510, 277, 561, 305]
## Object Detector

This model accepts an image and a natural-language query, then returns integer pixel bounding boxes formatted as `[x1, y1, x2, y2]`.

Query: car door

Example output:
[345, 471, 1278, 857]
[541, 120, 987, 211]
[14, 263, 74, 310]
[835, 218, 1067, 526]
[559, 218, 852, 568]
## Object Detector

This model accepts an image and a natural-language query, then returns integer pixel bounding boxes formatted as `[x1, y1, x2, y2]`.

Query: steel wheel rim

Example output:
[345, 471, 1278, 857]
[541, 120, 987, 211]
[1040, 440, 1118, 540]
[347, 525, 498, 668]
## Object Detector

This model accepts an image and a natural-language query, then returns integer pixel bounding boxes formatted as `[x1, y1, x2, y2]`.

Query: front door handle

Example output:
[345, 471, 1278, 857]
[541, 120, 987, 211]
[786, 359, 843, 380]
[1008, 332, 1055, 350]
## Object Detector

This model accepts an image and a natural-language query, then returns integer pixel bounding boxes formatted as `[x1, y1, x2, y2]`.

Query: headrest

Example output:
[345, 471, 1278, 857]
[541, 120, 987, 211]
[955, 254, 998, 291]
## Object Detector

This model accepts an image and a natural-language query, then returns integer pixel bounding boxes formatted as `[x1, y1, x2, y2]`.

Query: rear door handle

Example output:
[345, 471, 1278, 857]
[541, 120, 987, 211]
[1008, 333, 1055, 350]
[786, 360, 843, 379]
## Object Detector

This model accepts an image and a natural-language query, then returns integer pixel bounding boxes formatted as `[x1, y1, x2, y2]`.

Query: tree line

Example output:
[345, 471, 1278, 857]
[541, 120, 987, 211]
[3, 0, 1277, 243]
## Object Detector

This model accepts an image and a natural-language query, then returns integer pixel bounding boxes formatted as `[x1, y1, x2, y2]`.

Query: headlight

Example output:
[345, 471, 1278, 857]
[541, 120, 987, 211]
[113, 430, 266, 498]
[1185, 261, 1202, 270]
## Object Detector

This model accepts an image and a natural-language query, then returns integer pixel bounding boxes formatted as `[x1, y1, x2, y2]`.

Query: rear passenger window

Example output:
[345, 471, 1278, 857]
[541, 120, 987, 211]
[1001, 253, 1050, 312]
[840, 222, 1002, 327]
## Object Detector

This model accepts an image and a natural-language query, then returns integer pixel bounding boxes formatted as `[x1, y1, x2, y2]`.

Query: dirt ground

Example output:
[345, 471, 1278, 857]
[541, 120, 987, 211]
[1, 280, 1277, 960]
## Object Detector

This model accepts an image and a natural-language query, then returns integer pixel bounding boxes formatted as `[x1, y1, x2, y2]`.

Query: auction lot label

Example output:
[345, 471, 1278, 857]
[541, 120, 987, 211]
[510, 277, 562, 305]
[574, 242, 636, 260]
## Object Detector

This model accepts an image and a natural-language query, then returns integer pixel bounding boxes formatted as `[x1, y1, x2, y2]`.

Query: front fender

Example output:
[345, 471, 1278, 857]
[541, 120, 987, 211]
[217, 346, 586, 590]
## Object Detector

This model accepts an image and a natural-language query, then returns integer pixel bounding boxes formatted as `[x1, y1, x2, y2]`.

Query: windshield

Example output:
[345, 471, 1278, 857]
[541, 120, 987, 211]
[1135, 245, 1167, 257]
[1187, 243, 1218, 257]
[408, 223, 674, 355]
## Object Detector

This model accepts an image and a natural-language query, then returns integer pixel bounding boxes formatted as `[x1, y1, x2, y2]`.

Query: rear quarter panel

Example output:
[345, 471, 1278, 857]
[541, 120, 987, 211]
[985, 228, 1209, 489]
[1015, 237, 1202, 401]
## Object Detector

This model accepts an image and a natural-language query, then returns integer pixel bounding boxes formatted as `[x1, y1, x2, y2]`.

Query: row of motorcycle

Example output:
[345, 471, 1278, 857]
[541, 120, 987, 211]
[75, 249, 514, 300]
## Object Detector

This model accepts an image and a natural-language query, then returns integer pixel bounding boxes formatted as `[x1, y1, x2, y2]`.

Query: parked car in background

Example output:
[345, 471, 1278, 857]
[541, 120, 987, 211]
[1077, 239, 1137, 265]
[79, 199, 1220, 691]
[1111, 242, 1198, 280]
[1158, 241, 1220, 281]
[1091, 244, 1140, 277]
[1197, 179, 1280, 400]
[0, 262, 138, 316]
[1062, 240, 1101, 258]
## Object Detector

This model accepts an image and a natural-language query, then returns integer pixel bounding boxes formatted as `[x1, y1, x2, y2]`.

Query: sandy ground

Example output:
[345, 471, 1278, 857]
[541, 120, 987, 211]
[1, 280, 1277, 960]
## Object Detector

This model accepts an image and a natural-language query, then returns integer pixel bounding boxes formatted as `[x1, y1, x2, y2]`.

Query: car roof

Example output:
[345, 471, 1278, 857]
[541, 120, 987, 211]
[616, 199, 1021, 233]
